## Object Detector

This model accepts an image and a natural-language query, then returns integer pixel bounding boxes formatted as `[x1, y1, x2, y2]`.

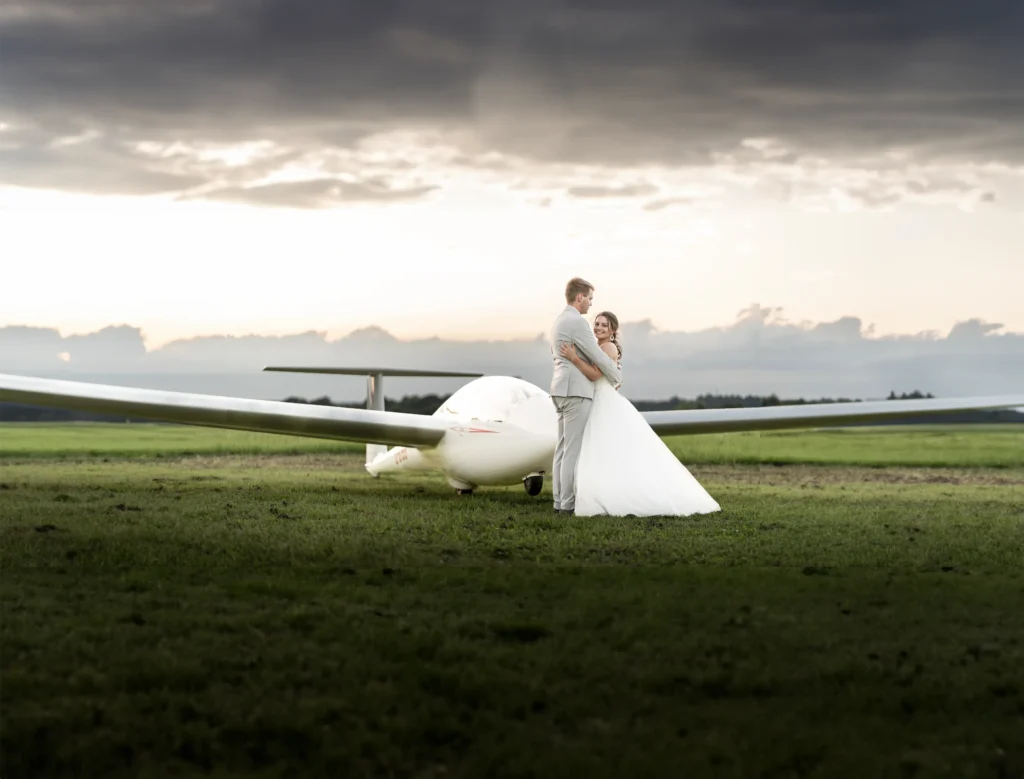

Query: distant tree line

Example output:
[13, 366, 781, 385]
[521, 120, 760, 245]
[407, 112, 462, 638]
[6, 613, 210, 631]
[3, 389, 1020, 425]
[281, 394, 450, 415]
[0, 402, 142, 423]
[272, 389, 1022, 425]
[281, 389, 940, 413]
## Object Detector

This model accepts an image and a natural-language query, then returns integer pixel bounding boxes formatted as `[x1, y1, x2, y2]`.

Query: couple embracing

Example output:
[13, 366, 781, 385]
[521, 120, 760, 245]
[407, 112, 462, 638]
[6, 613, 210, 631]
[549, 277, 721, 518]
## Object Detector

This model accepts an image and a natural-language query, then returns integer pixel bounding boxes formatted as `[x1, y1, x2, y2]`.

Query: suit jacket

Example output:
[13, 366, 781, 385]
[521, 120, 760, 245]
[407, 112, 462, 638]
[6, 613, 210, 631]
[549, 305, 623, 398]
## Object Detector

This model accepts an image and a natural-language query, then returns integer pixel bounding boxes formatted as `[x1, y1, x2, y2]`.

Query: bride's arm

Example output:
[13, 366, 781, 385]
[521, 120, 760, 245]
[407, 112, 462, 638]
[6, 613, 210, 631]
[599, 341, 623, 390]
[570, 318, 622, 386]
[559, 343, 602, 381]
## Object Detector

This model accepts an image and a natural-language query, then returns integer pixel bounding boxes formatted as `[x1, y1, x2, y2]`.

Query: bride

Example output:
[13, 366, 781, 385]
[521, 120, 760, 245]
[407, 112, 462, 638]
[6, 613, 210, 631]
[558, 311, 721, 518]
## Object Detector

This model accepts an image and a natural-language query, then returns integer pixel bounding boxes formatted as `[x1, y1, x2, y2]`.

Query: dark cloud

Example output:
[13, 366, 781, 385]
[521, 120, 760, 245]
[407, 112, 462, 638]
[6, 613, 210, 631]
[0, 125, 208, 195]
[63, 325, 148, 366]
[195, 177, 437, 208]
[1, 0, 1022, 200]
[642, 197, 695, 211]
[845, 186, 904, 208]
[3, 307, 1021, 402]
[567, 183, 658, 198]
[0, 325, 66, 369]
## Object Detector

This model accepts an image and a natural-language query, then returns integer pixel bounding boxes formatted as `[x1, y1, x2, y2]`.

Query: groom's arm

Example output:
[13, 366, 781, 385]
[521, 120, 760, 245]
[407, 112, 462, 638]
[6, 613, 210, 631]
[563, 349, 603, 381]
[572, 318, 622, 385]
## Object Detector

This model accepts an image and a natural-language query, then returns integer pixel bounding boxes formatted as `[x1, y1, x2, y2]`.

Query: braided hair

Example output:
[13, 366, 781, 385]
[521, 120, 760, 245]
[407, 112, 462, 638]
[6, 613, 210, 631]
[596, 311, 621, 359]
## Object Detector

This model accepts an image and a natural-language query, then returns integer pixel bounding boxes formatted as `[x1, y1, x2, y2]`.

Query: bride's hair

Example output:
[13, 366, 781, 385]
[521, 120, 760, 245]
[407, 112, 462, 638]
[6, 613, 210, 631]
[596, 311, 621, 359]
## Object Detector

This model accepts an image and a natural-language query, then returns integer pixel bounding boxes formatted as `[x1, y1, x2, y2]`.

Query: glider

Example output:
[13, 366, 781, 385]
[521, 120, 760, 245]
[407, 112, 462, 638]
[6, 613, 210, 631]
[1, 368, 1021, 495]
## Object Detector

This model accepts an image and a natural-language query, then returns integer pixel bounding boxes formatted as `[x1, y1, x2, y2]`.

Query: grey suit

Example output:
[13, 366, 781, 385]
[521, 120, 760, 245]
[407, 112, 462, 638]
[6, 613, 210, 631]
[548, 305, 623, 511]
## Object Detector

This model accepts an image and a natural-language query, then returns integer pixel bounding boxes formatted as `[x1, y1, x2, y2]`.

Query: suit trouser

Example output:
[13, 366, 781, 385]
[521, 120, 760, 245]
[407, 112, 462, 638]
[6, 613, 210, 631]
[551, 395, 592, 510]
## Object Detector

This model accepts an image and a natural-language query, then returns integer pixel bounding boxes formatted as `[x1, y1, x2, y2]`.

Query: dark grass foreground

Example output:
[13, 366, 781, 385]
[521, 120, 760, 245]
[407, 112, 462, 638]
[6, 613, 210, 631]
[1, 432, 1023, 777]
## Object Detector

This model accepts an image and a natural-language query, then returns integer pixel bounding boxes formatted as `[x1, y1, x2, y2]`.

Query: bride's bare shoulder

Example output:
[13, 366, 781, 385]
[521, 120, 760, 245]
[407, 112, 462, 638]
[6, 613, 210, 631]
[600, 341, 619, 360]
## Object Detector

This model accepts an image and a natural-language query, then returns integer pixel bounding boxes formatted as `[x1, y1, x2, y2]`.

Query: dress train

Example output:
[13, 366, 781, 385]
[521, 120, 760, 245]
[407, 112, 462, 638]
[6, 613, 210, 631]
[574, 377, 721, 517]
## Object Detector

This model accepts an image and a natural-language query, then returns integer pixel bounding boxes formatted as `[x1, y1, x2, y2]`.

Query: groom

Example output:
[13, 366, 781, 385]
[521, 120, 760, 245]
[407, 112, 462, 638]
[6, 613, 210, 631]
[549, 277, 623, 514]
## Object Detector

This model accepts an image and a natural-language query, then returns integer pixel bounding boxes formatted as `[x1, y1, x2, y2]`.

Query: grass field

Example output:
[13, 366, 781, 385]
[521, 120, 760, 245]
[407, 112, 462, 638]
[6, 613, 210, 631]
[2, 423, 1023, 778]
[3, 421, 1024, 467]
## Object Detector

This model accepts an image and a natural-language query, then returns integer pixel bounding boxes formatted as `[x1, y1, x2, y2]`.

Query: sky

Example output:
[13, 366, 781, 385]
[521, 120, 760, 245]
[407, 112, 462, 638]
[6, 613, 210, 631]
[3, 309, 1022, 403]
[1, 0, 1023, 396]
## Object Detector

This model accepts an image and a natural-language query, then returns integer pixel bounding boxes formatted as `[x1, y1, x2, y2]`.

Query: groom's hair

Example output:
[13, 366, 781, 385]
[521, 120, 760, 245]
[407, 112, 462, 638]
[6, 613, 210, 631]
[565, 277, 594, 303]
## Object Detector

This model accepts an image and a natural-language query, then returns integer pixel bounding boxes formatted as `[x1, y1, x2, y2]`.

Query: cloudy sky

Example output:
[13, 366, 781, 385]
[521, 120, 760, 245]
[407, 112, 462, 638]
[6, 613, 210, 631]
[1, 0, 1022, 364]
[3, 308, 1022, 403]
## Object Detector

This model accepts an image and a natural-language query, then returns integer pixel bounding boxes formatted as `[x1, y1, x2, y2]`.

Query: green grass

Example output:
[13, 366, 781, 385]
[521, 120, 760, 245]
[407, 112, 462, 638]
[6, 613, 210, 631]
[0, 422, 365, 458]
[667, 424, 1024, 468]
[3, 421, 1023, 467]
[1, 429, 1023, 778]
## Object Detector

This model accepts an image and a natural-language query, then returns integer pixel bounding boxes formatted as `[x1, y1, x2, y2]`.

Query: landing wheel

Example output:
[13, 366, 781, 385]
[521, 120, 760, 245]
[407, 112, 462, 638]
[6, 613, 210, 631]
[447, 477, 475, 495]
[523, 474, 544, 496]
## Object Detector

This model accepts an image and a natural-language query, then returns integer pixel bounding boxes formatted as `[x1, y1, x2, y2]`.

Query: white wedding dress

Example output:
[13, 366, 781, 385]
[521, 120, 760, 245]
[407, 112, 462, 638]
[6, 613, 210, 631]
[574, 374, 722, 518]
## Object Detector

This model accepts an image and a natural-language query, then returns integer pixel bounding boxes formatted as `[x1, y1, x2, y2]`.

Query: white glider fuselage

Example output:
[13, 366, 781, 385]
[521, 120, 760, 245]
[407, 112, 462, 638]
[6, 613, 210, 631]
[365, 376, 558, 490]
